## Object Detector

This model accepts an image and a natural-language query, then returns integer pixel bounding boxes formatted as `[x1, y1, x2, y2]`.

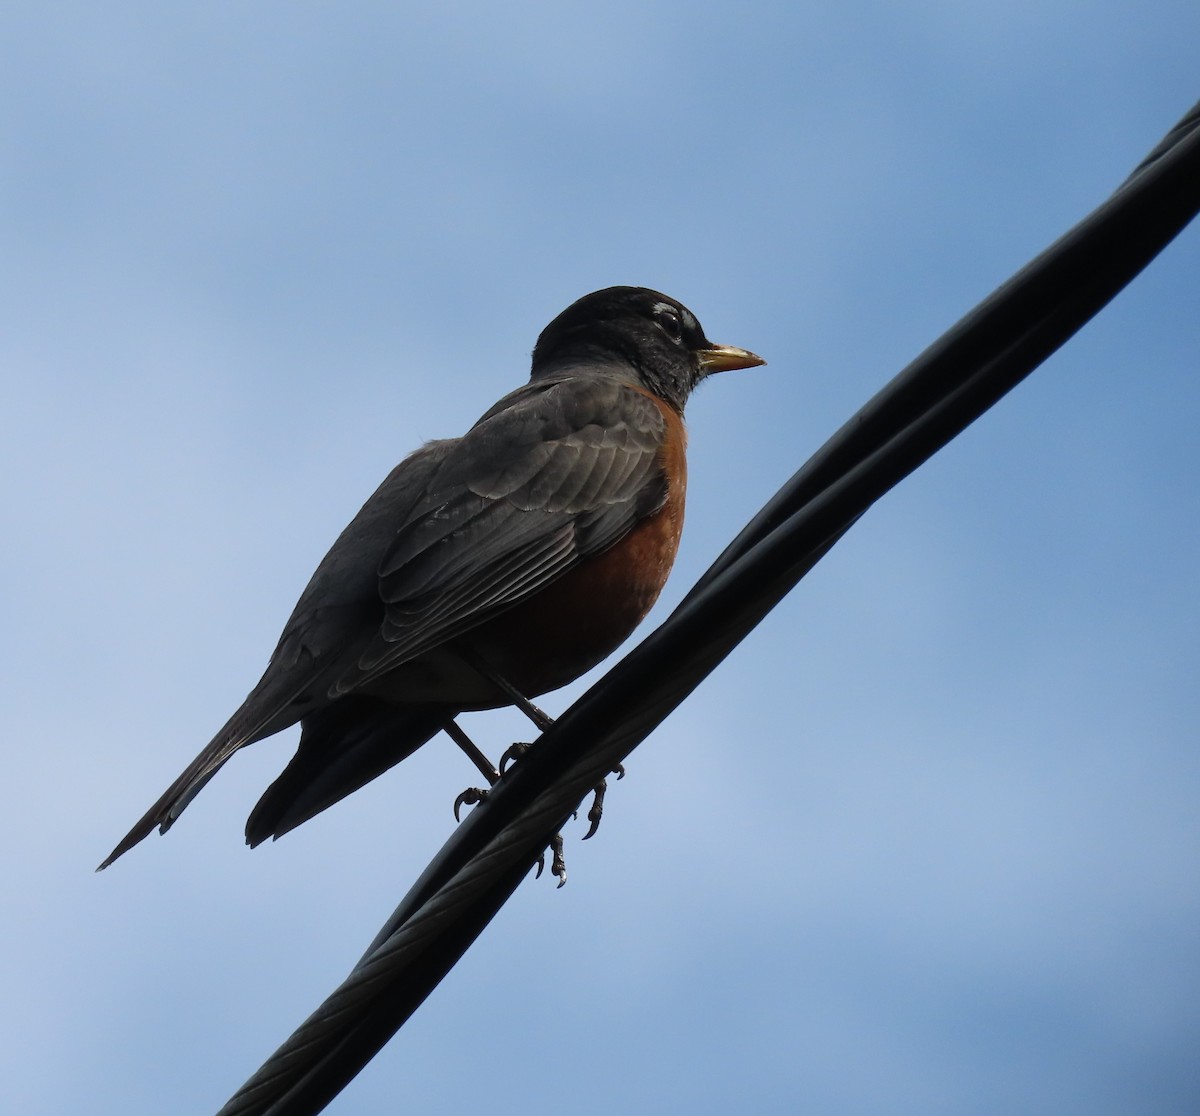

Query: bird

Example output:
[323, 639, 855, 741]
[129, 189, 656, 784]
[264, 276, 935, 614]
[99, 286, 764, 871]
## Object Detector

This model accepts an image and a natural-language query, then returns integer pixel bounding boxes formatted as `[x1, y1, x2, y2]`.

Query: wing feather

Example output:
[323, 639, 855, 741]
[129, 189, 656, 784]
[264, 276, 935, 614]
[335, 376, 669, 693]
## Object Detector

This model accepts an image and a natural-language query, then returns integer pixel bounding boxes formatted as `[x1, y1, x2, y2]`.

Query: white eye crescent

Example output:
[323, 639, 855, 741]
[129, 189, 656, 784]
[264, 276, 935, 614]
[654, 304, 683, 342]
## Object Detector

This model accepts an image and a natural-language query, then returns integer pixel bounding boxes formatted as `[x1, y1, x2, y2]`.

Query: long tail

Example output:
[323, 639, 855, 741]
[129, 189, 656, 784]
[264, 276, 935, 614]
[97, 749, 235, 870]
[97, 674, 306, 870]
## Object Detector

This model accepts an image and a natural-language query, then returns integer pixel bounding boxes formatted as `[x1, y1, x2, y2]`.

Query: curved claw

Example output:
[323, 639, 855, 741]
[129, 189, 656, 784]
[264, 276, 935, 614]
[533, 834, 568, 885]
[453, 786, 488, 822]
[550, 834, 567, 888]
[613, 763, 626, 780]
[582, 778, 608, 841]
[499, 741, 532, 776]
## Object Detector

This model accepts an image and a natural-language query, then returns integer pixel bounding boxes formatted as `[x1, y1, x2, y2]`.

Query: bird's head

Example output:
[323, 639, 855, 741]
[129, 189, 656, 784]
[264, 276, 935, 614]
[531, 286, 765, 412]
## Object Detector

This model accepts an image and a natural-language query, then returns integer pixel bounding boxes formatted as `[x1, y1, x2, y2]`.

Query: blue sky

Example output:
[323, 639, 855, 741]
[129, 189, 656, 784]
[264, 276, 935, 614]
[3, 4, 1198, 1114]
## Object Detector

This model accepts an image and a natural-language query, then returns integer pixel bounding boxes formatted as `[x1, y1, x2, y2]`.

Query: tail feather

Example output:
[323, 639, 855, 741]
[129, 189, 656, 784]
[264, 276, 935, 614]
[97, 756, 228, 870]
[244, 697, 449, 848]
[97, 674, 309, 870]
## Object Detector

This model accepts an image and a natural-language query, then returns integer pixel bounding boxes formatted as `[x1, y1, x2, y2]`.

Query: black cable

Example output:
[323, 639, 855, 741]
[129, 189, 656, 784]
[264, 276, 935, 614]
[215, 98, 1200, 1116]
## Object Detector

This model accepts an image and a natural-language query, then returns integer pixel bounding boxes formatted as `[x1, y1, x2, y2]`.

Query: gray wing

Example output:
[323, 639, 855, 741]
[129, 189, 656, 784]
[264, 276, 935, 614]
[331, 375, 669, 693]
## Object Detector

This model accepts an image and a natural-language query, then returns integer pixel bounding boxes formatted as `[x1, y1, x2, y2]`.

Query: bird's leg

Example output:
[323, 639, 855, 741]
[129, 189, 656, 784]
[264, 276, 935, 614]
[443, 717, 499, 783]
[452, 649, 554, 773]
[455, 645, 555, 733]
[443, 715, 562, 883]
[451, 647, 624, 882]
[446, 718, 499, 821]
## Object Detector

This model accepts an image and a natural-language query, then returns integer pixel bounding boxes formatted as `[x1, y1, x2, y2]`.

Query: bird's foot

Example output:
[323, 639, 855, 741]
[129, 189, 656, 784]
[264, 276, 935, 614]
[498, 740, 533, 775]
[582, 763, 625, 840]
[453, 786, 488, 822]
[459, 736, 626, 885]
[491, 742, 569, 886]
[533, 834, 568, 888]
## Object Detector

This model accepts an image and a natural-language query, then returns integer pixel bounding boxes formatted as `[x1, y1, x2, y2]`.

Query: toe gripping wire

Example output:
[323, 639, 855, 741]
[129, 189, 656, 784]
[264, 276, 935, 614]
[445, 646, 622, 885]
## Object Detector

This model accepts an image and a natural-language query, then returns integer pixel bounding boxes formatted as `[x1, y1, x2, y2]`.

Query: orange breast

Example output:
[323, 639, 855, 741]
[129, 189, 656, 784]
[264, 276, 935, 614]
[465, 394, 688, 698]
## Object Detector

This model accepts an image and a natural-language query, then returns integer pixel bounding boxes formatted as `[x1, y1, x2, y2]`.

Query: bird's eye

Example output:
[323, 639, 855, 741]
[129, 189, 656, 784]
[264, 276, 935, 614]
[654, 304, 683, 342]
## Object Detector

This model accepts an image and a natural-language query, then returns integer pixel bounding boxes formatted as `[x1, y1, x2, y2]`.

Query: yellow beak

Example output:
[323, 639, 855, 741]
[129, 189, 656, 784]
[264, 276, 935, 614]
[697, 343, 767, 374]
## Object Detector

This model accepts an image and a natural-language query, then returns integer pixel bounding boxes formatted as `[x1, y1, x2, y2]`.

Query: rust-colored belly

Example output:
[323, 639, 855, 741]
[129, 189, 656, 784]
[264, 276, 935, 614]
[467, 399, 688, 697]
[468, 493, 685, 697]
[367, 395, 688, 707]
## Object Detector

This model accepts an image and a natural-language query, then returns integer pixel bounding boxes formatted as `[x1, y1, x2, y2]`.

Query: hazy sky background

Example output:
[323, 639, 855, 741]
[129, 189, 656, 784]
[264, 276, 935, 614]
[4, 4, 1198, 1114]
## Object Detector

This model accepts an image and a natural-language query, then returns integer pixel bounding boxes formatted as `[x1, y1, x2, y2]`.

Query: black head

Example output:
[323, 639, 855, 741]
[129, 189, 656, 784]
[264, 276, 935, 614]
[531, 286, 764, 412]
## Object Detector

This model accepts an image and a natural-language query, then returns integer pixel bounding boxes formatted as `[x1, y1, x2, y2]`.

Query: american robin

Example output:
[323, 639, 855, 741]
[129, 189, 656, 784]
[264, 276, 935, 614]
[99, 286, 764, 871]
